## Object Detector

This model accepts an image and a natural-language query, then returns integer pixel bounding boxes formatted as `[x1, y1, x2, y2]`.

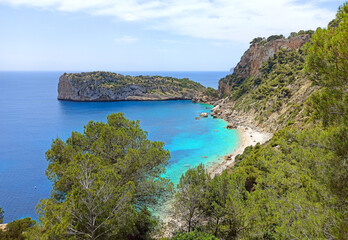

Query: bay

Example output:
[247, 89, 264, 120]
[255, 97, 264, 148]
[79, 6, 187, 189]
[0, 71, 237, 222]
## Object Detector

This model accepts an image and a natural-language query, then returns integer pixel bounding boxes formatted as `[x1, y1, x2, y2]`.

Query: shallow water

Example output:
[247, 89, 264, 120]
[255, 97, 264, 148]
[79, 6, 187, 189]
[0, 71, 237, 222]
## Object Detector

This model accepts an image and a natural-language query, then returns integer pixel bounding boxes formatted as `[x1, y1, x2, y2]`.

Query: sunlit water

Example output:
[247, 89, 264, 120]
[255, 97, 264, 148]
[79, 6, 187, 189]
[0, 71, 238, 222]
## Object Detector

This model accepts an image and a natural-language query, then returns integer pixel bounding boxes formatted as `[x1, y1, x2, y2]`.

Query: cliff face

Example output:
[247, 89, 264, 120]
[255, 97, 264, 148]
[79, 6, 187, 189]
[211, 34, 318, 133]
[218, 34, 311, 96]
[58, 72, 206, 101]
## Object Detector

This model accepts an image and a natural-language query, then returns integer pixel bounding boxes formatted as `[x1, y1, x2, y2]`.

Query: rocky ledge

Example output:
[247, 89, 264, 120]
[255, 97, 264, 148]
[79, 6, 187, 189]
[58, 71, 206, 101]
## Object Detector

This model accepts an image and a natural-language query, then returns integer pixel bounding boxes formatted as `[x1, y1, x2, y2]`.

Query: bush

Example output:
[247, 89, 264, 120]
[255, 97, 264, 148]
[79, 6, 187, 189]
[172, 231, 218, 240]
[0, 217, 36, 240]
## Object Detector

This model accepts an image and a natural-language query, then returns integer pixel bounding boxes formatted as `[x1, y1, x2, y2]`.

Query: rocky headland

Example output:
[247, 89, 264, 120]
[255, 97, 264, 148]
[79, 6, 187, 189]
[58, 71, 206, 101]
[209, 32, 316, 133]
[202, 32, 317, 176]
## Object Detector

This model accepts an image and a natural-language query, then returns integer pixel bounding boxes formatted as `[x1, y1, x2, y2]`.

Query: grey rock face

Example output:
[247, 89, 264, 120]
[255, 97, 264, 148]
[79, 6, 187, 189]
[58, 72, 206, 101]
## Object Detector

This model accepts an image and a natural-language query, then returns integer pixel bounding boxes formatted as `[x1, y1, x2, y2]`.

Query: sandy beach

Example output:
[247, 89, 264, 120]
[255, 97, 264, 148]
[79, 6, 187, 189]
[208, 125, 272, 177]
[161, 123, 273, 238]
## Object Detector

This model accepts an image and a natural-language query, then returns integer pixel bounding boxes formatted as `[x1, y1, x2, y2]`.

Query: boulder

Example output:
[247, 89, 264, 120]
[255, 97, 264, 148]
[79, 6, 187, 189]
[200, 112, 208, 118]
[226, 123, 237, 129]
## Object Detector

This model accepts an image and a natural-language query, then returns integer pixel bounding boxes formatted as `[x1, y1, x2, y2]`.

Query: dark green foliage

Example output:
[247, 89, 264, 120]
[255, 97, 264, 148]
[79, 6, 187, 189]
[266, 34, 285, 42]
[250, 37, 265, 45]
[172, 230, 218, 240]
[66, 71, 206, 94]
[174, 125, 347, 239]
[37, 113, 173, 239]
[173, 164, 209, 232]
[205, 87, 219, 98]
[305, 2, 348, 127]
[288, 32, 298, 38]
[228, 47, 307, 124]
[306, 87, 348, 126]
[0, 208, 3, 224]
[0, 217, 36, 240]
[123, 207, 159, 240]
[173, 4, 347, 239]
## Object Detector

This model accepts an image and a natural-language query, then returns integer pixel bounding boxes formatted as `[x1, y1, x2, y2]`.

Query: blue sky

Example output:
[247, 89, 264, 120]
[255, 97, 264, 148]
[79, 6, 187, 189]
[0, 0, 344, 71]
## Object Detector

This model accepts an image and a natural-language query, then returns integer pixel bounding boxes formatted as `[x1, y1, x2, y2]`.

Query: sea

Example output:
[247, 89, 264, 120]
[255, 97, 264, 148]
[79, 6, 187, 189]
[0, 71, 238, 222]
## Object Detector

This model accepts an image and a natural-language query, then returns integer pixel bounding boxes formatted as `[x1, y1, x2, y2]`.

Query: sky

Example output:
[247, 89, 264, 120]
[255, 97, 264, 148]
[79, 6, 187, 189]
[0, 0, 344, 71]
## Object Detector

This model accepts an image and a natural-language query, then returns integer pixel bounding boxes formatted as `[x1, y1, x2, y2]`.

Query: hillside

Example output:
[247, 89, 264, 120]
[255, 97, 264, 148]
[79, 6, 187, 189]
[212, 32, 316, 132]
[58, 71, 206, 101]
[169, 3, 347, 239]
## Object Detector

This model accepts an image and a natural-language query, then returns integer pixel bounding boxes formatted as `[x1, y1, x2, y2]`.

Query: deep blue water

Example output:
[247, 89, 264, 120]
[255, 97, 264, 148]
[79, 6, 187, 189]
[0, 71, 237, 222]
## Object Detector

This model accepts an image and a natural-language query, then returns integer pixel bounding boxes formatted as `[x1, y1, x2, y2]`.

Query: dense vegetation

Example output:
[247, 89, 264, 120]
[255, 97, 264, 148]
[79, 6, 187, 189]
[205, 87, 219, 98]
[0, 217, 35, 240]
[24, 113, 173, 239]
[227, 45, 313, 129]
[68, 71, 206, 93]
[250, 30, 314, 46]
[1, 3, 346, 240]
[171, 3, 347, 239]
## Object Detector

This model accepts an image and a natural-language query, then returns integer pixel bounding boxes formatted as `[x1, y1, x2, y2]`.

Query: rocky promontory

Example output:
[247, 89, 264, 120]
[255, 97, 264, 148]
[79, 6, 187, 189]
[58, 72, 206, 101]
[212, 32, 316, 133]
[218, 33, 311, 96]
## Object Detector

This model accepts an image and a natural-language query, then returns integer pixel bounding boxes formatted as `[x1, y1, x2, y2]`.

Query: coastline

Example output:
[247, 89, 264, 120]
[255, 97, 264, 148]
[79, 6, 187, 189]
[160, 122, 272, 238]
[208, 125, 272, 177]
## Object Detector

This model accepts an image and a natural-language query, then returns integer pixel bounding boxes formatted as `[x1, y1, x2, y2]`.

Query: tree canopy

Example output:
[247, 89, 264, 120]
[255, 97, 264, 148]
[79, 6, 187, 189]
[305, 3, 348, 127]
[36, 113, 173, 239]
[171, 3, 348, 239]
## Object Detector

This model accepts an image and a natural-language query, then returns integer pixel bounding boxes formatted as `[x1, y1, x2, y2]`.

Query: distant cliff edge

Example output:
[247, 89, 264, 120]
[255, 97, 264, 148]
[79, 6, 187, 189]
[219, 33, 311, 96]
[58, 72, 206, 101]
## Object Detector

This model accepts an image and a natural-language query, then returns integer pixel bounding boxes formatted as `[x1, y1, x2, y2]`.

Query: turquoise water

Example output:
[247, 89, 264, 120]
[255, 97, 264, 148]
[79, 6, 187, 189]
[0, 71, 238, 222]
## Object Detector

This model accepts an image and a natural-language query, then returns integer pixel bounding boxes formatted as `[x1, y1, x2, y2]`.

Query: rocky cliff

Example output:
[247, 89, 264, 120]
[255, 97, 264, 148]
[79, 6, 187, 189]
[218, 34, 311, 96]
[212, 33, 317, 133]
[58, 72, 206, 101]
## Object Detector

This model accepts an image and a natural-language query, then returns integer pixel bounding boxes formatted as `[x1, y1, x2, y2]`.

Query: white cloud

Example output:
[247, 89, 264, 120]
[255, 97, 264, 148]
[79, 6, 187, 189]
[114, 36, 138, 43]
[0, 0, 339, 41]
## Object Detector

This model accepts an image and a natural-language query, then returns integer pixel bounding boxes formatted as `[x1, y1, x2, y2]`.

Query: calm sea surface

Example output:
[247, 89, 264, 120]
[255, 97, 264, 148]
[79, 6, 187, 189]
[0, 71, 238, 222]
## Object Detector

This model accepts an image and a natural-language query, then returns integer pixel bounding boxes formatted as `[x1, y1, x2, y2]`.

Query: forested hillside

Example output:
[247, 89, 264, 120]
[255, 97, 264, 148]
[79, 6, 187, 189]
[170, 3, 347, 239]
[0, 3, 346, 240]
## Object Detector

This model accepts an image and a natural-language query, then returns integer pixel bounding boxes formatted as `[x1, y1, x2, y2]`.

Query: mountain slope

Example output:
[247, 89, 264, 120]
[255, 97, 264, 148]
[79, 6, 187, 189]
[213, 33, 316, 132]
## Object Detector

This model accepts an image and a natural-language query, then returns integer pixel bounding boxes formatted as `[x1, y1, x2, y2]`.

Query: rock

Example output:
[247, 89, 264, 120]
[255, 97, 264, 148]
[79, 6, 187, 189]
[58, 72, 206, 102]
[192, 93, 218, 104]
[211, 105, 220, 112]
[200, 112, 208, 118]
[195, 117, 200, 120]
[202, 156, 208, 158]
[218, 34, 311, 96]
[226, 123, 237, 129]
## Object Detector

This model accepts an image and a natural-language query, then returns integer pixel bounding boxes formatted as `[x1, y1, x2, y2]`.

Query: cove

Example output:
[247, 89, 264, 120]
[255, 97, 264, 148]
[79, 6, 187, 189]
[0, 71, 237, 222]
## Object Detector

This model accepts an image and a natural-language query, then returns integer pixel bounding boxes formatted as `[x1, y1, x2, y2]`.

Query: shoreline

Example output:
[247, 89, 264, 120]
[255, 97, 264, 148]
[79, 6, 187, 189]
[208, 123, 272, 178]
[160, 121, 272, 238]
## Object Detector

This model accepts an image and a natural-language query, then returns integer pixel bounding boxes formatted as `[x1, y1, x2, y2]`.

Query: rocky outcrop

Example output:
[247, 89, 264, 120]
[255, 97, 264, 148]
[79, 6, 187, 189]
[210, 33, 318, 133]
[58, 72, 206, 101]
[218, 34, 311, 96]
[192, 93, 217, 104]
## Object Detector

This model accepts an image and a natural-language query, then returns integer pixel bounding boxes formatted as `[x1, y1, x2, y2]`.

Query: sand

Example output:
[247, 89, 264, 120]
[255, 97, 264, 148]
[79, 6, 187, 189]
[208, 125, 272, 177]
